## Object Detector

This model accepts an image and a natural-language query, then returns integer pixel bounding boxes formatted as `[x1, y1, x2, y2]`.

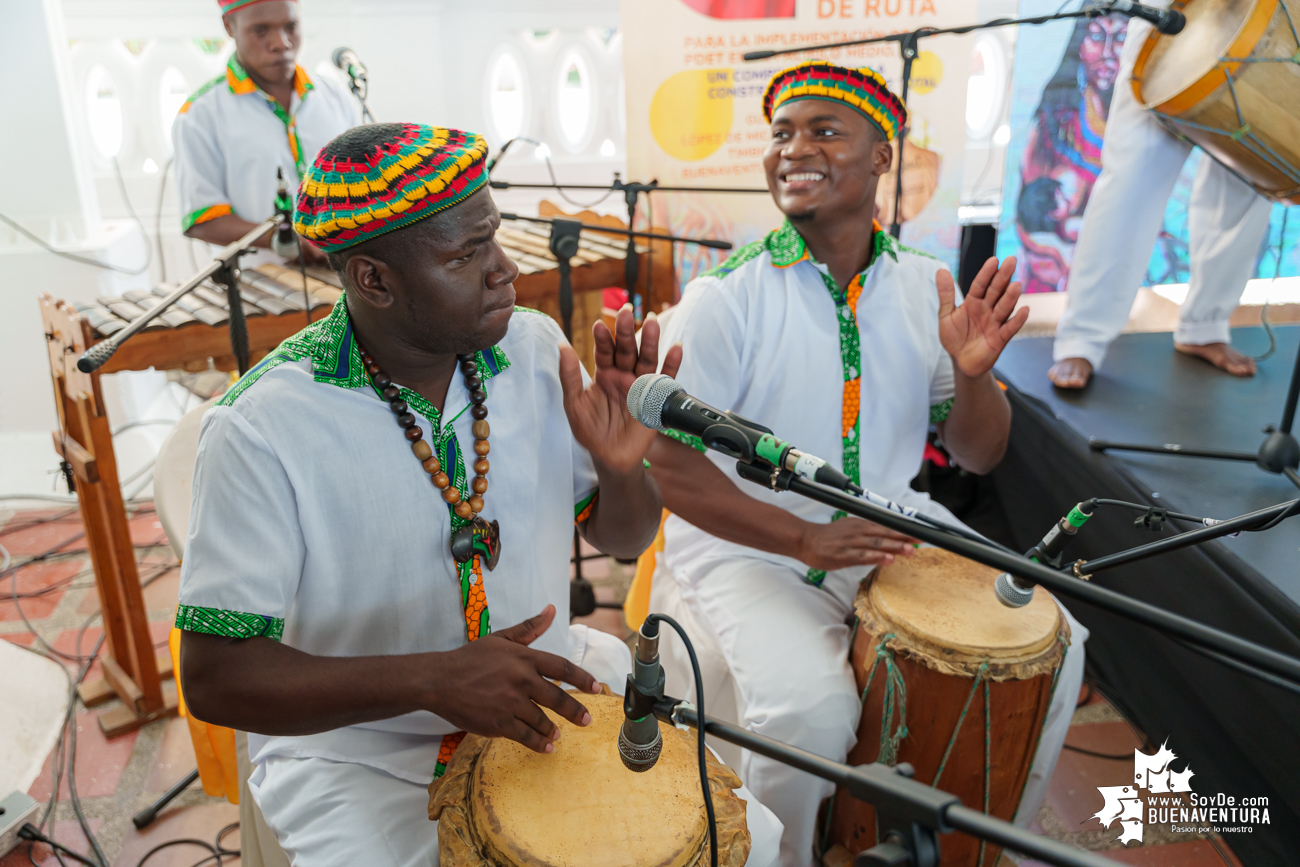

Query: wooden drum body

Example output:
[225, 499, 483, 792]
[429, 692, 752, 867]
[1133, 0, 1300, 203]
[826, 550, 1070, 867]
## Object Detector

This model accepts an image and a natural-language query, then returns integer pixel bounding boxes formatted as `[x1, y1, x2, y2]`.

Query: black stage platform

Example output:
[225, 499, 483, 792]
[989, 326, 1300, 865]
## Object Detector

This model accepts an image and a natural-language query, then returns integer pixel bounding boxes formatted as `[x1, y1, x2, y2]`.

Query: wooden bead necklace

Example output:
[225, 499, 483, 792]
[357, 341, 501, 570]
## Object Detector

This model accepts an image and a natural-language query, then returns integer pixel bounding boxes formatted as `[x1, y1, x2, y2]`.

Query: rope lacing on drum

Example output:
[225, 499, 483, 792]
[930, 660, 992, 867]
[860, 633, 909, 766]
[1149, 2, 1300, 192]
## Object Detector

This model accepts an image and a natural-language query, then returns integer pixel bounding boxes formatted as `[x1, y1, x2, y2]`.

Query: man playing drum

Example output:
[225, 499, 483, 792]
[646, 62, 1087, 865]
[174, 124, 781, 865]
[1046, 12, 1274, 389]
[173, 0, 358, 267]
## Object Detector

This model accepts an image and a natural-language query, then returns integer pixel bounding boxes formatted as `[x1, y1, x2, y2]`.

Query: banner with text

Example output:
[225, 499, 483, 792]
[622, 0, 975, 290]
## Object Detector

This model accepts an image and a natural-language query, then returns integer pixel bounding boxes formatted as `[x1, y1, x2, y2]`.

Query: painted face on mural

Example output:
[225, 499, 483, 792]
[1079, 17, 1125, 92]
[763, 99, 892, 224]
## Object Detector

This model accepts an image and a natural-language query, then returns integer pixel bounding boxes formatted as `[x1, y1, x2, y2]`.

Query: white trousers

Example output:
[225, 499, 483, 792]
[652, 555, 1087, 867]
[248, 624, 783, 866]
[1053, 19, 1273, 370]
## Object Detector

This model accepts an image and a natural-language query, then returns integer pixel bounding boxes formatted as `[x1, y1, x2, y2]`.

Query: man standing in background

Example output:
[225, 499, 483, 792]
[1046, 14, 1272, 388]
[174, 0, 359, 265]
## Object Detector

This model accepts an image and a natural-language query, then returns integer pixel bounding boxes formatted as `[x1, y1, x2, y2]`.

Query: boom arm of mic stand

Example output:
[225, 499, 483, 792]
[730, 460, 1300, 688]
[499, 212, 732, 249]
[76, 218, 277, 373]
[740, 7, 1103, 60]
[653, 697, 1115, 867]
[1072, 498, 1300, 577]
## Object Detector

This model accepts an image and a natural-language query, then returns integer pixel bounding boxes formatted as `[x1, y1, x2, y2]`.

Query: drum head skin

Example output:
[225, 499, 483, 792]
[868, 548, 1061, 670]
[1140, 0, 1259, 106]
[471, 693, 707, 867]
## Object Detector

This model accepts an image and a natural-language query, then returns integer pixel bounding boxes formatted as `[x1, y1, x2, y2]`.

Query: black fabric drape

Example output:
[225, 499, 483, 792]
[990, 382, 1300, 865]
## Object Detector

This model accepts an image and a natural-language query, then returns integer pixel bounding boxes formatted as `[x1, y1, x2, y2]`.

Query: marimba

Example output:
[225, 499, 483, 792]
[40, 265, 341, 735]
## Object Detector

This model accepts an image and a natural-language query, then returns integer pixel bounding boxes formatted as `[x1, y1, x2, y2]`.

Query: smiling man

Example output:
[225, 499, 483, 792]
[173, 0, 358, 266]
[174, 125, 679, 864]
[644, 61, 1086, 864]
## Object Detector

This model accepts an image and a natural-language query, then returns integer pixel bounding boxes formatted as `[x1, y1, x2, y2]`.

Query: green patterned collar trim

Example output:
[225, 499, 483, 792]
[218, 295, 512, 408]
[765, 219, 899, 271]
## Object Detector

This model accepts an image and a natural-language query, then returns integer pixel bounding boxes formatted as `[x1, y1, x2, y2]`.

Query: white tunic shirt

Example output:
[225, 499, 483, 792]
[660, 220, 959, 581]
[173, 56, 357, 233]
[176, 301, 598, 784]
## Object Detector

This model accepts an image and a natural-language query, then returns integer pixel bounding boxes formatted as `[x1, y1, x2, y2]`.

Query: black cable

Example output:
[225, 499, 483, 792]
[1082, 495, 1300, 534]
[1082, 498, 1206, 524]
[1061, 744, 1131, 761]
[133, 838, 222, 867]
[647, 614, 718, 867]
[299, 255, 311, 328]
[215, 822, 240, 858]
[17, 826, 99, 866]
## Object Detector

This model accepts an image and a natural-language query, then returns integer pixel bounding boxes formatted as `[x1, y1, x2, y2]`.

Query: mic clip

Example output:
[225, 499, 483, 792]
[1134, 508, 1167, 532]
[623, 665, 665, 722]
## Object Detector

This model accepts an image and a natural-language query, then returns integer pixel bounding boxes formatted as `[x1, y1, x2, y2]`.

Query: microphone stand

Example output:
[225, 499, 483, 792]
[1063, 497, 1300, 579]
[647, 696, 1113, 867]
[76, 217, 278, 376]
[742, 3, 1115, 240]
[1089, 351, 1300, 492]
[345, 69, 375, 123]
[498, 212, 730, 340]
[726, 459, 1300, 691]
[490, 175, 766, 319]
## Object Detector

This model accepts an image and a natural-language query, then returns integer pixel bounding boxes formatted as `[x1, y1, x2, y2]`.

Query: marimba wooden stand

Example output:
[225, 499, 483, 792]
[40, 296, 178, 737]
[37, 266, 340, 737]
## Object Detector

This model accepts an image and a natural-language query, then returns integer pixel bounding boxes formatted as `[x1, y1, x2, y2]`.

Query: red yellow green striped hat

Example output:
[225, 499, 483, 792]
[762, 60, 907, 142]
[294, 124, 490, 253]
[217, 0, 294, 15]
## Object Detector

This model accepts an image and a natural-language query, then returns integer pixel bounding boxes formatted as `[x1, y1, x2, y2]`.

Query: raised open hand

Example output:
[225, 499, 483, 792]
[559, 305, 683, 473]
[937, 256, 1030, 378]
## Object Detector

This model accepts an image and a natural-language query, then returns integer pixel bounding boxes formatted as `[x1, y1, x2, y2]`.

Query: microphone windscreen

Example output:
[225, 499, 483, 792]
[331, 47, 350, 69]
[627, 374, 682, 430]
[994, 572, 1035, 609]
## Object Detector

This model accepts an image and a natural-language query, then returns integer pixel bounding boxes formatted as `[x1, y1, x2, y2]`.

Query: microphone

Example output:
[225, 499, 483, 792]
[627, 373, 881, 503]
[270, 167, 300, 260]
[994, 503, 1093, 608]
[1106, 0, 1186, 34]
[620, 618, 665, 772]
[332, 47, 367, 83]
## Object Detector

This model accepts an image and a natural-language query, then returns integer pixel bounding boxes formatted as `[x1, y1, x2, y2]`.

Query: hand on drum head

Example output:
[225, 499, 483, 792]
[798, 515, 919, 571]
[428, 605, 599, 753]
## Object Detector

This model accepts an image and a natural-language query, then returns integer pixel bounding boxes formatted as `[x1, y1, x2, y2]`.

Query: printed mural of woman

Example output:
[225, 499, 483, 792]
[1015, 14, 1126, 292]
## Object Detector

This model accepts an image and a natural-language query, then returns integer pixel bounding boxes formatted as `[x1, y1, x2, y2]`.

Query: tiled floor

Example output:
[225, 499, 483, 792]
[0, 505, 1247, 867]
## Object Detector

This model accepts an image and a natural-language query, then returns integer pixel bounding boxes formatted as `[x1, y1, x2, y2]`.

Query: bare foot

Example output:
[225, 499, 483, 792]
[1048, 357, 1093, 389]
[1174, 342, 1257, 377]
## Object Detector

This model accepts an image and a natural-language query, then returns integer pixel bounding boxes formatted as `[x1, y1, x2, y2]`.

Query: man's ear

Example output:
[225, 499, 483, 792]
[872, 140, 894, 178]
[222, 15, 235, 37]
[344, 255, 396, 310]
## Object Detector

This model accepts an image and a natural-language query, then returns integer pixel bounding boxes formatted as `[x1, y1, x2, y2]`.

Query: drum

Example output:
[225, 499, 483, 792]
[825, 549, 1070, 867]
[429, 691, 753, 867]
[1133, 0, 1300, 203]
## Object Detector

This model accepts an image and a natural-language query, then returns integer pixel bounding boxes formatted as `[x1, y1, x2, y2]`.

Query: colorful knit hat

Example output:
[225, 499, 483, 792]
[295, 124, 490, 253]
[218, 0, 294, 15]
[762, 60, 907, 142]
